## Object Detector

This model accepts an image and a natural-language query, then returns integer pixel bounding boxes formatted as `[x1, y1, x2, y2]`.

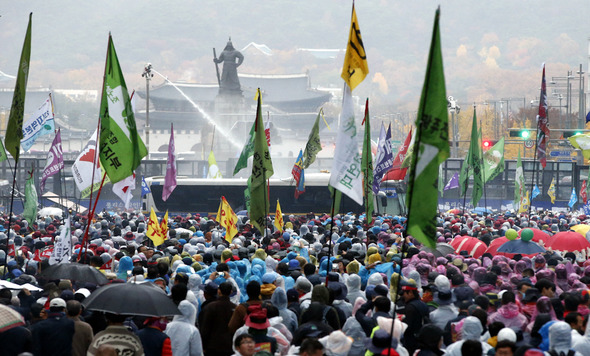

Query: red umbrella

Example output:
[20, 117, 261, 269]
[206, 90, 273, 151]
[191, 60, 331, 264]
[450, 236, 487, 258]
[485, 236, 510, 256]
[548, 231, 590, 252]
[518, 228, 552, 247]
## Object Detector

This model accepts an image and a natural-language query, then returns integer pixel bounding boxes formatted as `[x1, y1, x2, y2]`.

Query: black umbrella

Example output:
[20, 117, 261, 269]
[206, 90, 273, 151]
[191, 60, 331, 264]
[40, 263, 108, 285]
[420, 242, 455, 258]
[82, 282, 181, 317]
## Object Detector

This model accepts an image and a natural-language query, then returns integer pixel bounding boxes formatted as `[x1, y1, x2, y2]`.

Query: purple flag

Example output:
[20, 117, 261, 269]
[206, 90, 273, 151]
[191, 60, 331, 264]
[444, 172, 459, 191]
[40, 129, 64, 192]
[372, 123, 394, 194]
[162, 123, 177, 201]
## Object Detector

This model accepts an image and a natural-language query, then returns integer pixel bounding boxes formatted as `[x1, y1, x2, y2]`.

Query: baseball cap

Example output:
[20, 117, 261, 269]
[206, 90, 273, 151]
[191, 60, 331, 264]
[49, 297, 66, 308]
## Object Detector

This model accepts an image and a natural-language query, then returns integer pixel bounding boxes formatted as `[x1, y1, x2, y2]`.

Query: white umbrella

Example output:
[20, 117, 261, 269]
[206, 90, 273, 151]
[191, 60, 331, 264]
[38, 207, 63, 217]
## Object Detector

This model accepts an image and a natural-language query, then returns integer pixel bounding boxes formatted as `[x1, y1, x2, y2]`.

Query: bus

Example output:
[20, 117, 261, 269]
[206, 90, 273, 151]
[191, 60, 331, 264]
[143, 173, 365, 215]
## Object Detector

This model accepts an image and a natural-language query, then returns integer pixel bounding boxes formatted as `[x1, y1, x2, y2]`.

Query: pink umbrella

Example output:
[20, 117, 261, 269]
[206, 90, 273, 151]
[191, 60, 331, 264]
[548, 231, 590, 252]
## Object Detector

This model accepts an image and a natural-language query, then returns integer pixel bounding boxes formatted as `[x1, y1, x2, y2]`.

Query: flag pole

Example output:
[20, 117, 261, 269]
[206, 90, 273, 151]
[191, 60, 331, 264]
[326, 188, 338, 287]
[480, 117, 488, 216]
[79, 172, 107, 261]
[2, 159, 19, 277]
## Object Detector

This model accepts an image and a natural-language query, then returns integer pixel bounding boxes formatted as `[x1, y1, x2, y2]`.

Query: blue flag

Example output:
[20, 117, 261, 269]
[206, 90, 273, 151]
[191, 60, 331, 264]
[532, 184, 541, 200]
[444, 172, 459, 191]
[569, 187, 578, 208]
[586, 111, 590, 124]
[141, 176, 151, 197]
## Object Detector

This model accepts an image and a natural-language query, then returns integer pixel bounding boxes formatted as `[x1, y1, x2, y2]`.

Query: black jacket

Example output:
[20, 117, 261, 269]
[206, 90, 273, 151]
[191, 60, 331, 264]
[31, 312, 75, 356]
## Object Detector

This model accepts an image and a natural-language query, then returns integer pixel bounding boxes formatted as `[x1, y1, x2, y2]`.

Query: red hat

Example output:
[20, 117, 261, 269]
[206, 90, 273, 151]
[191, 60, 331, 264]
[245, 308, 270, 330]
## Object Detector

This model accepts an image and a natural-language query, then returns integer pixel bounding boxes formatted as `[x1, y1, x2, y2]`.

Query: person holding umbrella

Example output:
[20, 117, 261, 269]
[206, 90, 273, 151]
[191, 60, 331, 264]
[87, 313, 144, 356]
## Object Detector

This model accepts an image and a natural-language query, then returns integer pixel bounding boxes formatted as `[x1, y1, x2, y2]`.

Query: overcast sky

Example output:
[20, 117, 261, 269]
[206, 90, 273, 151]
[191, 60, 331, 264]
[2, 1, 590, 108]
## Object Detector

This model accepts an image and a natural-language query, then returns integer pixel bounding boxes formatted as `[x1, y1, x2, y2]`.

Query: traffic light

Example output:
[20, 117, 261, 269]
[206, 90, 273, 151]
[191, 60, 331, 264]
[482, 140, 497, 149]
[562, 130, 584, 138]
[508, 129, 533, 139]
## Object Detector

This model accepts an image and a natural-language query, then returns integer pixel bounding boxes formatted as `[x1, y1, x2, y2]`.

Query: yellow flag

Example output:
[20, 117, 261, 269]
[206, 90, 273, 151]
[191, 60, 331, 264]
[518, 191, 530, 214]
[274, 200, 284, 233]
[216, 196, 238, 243]
[147, 208, 164, 246]
[159, 210, 169, 238]
[341, 4, 369, 91]
[548, 178, 556, 204]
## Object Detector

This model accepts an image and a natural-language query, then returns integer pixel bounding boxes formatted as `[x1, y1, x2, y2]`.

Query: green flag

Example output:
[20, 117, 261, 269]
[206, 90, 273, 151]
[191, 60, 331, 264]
[483, 137, 505, 183]
[406, 8, 449, 249]
[244, 177, 252, 214]
[6, 13, 32, 163]
[233, 121, 255, 175]
[360, 99, 374, 223]
[515, 148, 525, 209]
[99, 34, 147, 183]
[302, 109, 323, 169]
[250, 88, 274, 232]
[0, 139, 9, 163]
[23, 171, 37, 224]
[458, 110, 483, 207]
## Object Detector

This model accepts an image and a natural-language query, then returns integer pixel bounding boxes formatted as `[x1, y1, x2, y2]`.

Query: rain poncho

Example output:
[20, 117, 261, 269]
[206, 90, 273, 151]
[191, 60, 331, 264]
[443, 316, 492, 356]
[548, 321, 583, 356]
[346, 274, 366, 303]
[165, 300, 203, 356]
[271, 287, 298, 334]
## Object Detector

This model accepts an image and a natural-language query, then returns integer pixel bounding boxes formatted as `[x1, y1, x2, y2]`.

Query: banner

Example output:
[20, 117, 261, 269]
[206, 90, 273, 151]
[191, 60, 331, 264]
[49, 216, 71, 265]
[146, 207, 164, 246]
[274, 200, 284, 233]
[141, 176, 151, 197]
[71, 130, 110, 198]
[40, 129, 64, 192]
[23, 171, 37, 224]
[373, 123, 394, 194]
[99, 35, 147, 183]
[302, 109, 323, 169]
[329, 84, 363, 205]
[162, 124, 177, 201]
[482, 137, 505, 183]
[548, 177, 556, 204]
[383, 128, 412, 181]
[405, 8, 449, 249]
[341, 4, 369, 91]
[582, 180, 587, 204]
[292, 149, 305, 198]
[216, 196, 238, 243]
[5, 13, 32, 162]
[360, 98, 374, 221]
[444, 172, 459, 191]
[207, 151, 223, 179]
[536, 64, 550, 169]
[112, 172, 135, 209]
[21, 95, 55, 152]
[514, 149, 526, 211]
[569, 187, 578, 209]
[250, 89, 274, 232]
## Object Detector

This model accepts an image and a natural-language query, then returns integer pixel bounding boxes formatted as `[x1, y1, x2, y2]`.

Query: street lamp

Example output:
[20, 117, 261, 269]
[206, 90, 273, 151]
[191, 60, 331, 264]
[141, 63, 153, 158]
[447, 96, 460, 158]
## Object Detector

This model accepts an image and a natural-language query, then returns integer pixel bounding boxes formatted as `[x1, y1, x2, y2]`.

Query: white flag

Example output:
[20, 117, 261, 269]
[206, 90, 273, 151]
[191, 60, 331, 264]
[113, 172, 136, 209]
[21, 95, 55, 152]
[49, 217, 71, 265]
[329, 84, 363, 205]
[71, 130, 109, 198]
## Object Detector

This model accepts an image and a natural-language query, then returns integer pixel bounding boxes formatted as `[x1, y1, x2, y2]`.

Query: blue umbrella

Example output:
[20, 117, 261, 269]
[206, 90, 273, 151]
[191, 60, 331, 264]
[497, 239, 546, 255]
[472, 207, 493, 216]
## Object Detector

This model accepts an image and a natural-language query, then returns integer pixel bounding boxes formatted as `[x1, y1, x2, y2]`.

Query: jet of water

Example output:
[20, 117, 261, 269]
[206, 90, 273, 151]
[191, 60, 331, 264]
[150, 68, 242, 150]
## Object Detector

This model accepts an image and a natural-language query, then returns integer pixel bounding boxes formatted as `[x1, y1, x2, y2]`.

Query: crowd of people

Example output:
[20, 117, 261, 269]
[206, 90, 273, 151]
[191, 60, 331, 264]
[1, 209, 590, 356]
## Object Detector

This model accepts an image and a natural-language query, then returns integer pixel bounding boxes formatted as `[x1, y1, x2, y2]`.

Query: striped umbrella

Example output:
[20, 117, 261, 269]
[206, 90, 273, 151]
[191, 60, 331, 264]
[0, 304, 25, 332]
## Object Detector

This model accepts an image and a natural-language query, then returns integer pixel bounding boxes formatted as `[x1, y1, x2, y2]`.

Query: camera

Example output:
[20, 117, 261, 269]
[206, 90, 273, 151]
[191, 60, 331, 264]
[218, 272, 225, 277]
[332, 263, 338, 271]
